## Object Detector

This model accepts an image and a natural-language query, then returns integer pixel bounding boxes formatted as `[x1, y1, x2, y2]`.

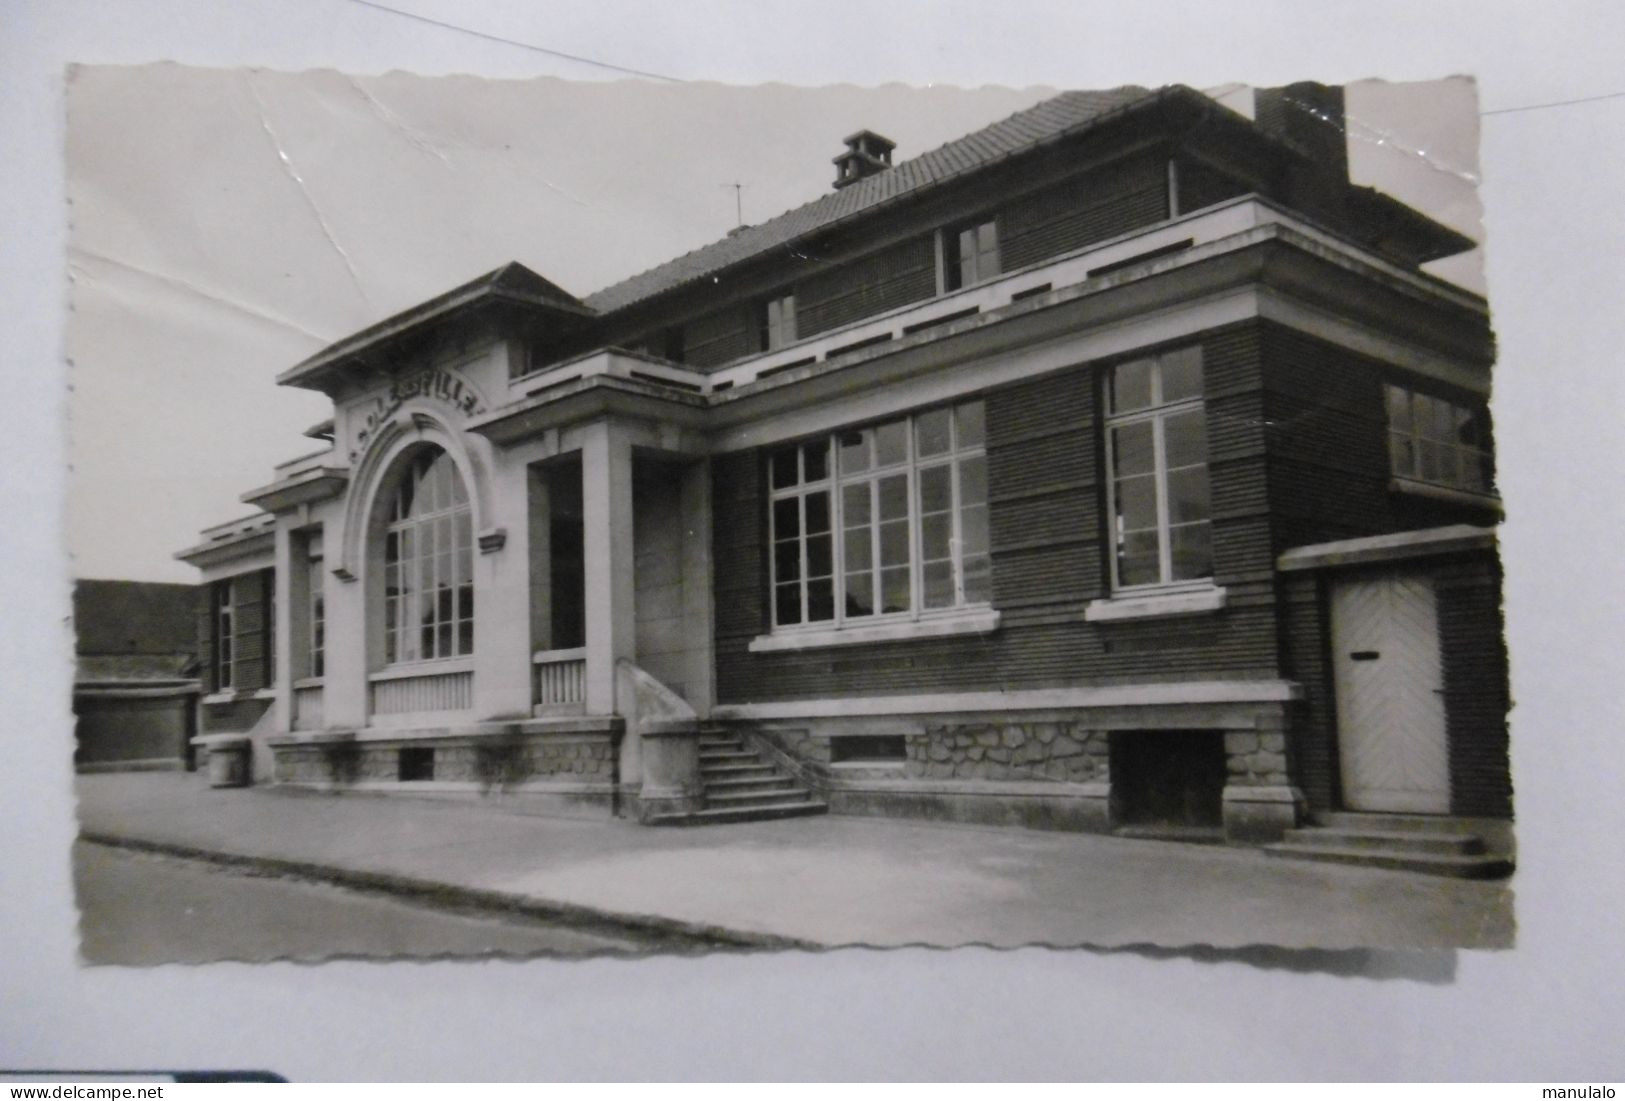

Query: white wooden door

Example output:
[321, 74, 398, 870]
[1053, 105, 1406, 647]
[1331, 572, 1451, 814]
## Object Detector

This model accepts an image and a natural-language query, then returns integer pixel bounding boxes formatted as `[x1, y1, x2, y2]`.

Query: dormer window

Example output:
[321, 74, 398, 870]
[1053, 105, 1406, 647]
[759, 292, 797, 351]
[943, 219, 1000, 291]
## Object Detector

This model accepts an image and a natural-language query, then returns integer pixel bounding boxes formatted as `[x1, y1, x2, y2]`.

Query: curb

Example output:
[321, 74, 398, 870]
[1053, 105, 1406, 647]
[78, 831, 821, 953]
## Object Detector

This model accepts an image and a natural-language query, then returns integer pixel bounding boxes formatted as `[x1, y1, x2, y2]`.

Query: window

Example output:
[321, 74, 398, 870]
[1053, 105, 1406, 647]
[1105, 347, 1212, 589]
[1385, 383, 1492, 494]
[630, 326, 686, 363]
[213, 579, 235, 690]
[943, 219, 1000, 291]
[308, 553, 325, 678]
[758, 292, 797, 351]
[768, 400, 990, 629]
[261, 567, 276, 685]
[383, 448, 474, 664]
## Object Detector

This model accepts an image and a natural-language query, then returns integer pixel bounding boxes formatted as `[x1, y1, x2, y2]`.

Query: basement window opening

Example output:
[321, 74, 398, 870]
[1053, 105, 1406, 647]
[1109, 730, 1224, 829]
[829, 734, 907, 764]
[398, 746, 436, 782]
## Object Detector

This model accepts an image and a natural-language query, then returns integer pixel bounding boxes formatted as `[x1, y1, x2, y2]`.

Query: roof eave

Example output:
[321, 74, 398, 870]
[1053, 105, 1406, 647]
[279, 278, 597, 392]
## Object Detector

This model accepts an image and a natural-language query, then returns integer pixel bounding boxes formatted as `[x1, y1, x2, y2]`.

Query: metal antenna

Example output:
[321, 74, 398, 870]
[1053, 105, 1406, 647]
[721, 182, 744, 228]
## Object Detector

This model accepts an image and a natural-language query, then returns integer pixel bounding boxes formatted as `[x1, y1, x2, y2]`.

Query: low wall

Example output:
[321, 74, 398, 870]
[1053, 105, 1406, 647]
[267, 718, 623, 817]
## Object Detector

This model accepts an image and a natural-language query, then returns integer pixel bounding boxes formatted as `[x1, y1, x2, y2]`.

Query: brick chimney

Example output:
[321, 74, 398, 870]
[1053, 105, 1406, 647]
[832, 129, 896, 190]
[1254, 82, 1350, 224]
[1253, 82, 1349, 182]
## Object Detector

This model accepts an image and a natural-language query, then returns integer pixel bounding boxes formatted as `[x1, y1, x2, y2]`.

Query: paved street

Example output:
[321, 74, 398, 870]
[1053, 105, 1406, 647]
[76, 772, 1515, 956]
[74, 840, 653, 964]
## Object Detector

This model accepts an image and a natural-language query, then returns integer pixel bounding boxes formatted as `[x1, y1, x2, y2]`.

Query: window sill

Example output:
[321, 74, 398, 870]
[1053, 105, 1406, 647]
[293, 676, 325, 690]
[369, 657, 475, 682]
[1084, 585, 1227, 623]
[1388, 476, 1504, 514]
[749, 609, 1000, 653]
[201, 689, 273, 707]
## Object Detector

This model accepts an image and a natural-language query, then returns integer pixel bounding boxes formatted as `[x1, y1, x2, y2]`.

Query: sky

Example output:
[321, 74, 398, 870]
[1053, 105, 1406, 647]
[65, 68, 1483, 583]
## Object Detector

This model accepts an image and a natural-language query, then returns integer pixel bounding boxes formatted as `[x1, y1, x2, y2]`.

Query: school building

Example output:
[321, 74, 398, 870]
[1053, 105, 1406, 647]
[177, 83, 1511, 875]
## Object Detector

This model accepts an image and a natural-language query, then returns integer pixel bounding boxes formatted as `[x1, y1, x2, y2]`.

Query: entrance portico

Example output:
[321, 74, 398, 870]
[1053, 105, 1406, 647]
[209, 263, 719, 817]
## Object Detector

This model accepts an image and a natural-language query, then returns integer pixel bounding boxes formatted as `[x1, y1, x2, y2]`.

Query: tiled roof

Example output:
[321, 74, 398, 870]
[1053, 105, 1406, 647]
[76, 653, 198, 686]
[581, 86, 1158, 315]
[74, 579, 198, 656]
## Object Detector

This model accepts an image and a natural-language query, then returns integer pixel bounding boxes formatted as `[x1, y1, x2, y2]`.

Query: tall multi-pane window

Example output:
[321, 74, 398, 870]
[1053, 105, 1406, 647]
[759, 292, 797, 351]
[1105, 347, 1212, 589]
[944, 219, 999, 290]
[769, 399, 990, 629]
[213, 579, 235, 690]
[384, 448, 474, 663]
[308, 554, 325, 678]
[1385, 383, 1492, 494]
[769, 439, 833, 627]
[261, 567, 276, 684]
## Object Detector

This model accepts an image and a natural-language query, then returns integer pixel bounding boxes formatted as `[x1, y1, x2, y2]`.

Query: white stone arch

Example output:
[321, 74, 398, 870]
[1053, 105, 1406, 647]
[333, 404, 499, 676]
[334, 403, 496, 586]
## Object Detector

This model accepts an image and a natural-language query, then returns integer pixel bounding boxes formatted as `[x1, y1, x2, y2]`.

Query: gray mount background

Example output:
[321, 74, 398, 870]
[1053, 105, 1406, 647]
[5, 0, 1623, 1081]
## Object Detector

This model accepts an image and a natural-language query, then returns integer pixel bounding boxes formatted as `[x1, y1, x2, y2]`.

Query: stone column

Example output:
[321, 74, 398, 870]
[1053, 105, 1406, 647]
[581, 419, 636, 716]
[261, 522, 298, 781]
[473, 456, 536, 721]
[321, 505, 368, 732]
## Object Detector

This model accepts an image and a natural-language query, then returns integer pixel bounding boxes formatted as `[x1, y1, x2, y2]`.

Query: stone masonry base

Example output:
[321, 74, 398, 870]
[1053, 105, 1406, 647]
[745, 711, 1304, 843]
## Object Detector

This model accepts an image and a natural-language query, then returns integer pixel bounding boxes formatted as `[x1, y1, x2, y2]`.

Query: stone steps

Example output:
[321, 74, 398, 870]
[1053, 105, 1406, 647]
[704, 786, 814, 805]
[1278, 827, 1485, 856]
[704, 775, 799, 793]
[1263, 842, 1513, 879]
[698, 762, 780, 778]
[1264, 815, 1513, 879]
[645, 800, 831, 827]
[647, 727, 827, 826]
[1315, 811, 1485, 834]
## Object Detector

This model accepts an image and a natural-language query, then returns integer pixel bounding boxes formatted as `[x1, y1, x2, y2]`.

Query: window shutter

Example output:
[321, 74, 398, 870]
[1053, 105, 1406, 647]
[234, 570, 267, 691]
[195, 583, 215, 691]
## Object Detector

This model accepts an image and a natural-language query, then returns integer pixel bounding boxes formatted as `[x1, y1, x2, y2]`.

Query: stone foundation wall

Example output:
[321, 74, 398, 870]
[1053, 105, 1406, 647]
[273, 735, 615, 788]
[1223, 729, 1292, 788]
[752, 715, 1302, 842]
[756, 722, 1112, 785]
[912, 722, 1111, 782]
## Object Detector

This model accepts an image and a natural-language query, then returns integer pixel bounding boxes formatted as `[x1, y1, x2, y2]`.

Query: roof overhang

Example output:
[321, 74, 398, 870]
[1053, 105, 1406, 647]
[1277, 524, 1498, 573]
[75, 680, 201, 699]
[468, 374, 710, 447]
[175, 515, 275, 570]
[1345, 187, 1478, 264]
[279, 263, 596, 394]
[704, 222, 1492, 433]
[241, 466, 350, 514]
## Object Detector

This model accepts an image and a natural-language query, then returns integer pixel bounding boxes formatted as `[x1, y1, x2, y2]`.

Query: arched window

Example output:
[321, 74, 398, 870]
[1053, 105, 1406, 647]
[383, 447, 473, 663]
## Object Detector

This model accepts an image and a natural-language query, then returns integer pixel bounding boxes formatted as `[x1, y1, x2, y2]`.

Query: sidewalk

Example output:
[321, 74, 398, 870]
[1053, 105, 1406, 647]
[75, 772, 1514, 951]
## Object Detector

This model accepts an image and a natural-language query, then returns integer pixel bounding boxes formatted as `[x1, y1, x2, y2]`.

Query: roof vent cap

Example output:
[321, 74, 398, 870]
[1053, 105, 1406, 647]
[832, 129, 896, 190]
